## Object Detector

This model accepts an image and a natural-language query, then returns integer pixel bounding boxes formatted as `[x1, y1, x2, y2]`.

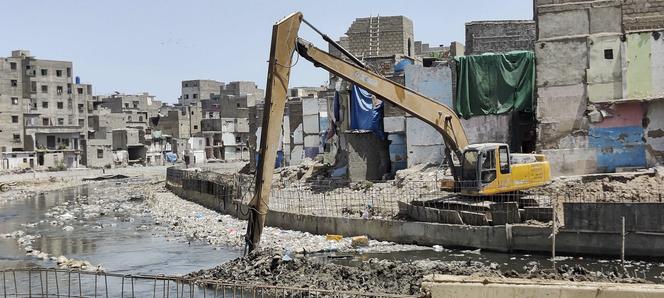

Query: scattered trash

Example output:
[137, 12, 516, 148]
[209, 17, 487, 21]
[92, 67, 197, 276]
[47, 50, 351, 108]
[351, 235, 369, 247]
[432, 245, 444, 252]
[325, 234, 343, 241]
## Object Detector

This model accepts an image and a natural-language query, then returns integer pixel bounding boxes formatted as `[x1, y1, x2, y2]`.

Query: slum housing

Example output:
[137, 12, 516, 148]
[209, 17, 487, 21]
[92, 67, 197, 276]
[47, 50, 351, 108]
[0, 0, 663, 179]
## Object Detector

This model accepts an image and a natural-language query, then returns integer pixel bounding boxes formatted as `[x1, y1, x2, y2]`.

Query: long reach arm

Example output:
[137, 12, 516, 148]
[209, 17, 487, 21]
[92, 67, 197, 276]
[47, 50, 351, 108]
[245, 12, 468, 252]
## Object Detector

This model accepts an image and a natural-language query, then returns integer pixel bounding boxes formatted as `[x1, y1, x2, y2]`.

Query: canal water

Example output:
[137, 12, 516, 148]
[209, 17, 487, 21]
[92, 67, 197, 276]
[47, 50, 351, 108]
[0, 182, 242, 275]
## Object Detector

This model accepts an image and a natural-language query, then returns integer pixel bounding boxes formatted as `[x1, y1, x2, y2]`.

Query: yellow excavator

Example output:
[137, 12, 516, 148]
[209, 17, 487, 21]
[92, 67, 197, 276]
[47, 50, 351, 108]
[245, 12, 551, 251]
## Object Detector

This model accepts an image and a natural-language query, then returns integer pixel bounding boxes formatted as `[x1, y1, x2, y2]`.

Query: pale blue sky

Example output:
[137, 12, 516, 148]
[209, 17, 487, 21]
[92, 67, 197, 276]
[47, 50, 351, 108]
[3, 0, 532, 103]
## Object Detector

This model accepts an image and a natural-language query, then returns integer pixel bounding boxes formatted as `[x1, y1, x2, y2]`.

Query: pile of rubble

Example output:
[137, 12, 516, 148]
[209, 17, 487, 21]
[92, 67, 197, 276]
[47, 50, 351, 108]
[539, 169, 664, 202]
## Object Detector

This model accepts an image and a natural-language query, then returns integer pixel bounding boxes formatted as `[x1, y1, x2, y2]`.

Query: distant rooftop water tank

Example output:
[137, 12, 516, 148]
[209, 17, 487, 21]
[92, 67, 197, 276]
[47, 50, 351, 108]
[75, 76, 80, 84]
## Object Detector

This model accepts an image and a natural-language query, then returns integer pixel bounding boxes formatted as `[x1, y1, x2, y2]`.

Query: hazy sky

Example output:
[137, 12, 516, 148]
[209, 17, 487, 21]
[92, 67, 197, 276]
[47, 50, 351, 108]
[3, 0, 532, 103]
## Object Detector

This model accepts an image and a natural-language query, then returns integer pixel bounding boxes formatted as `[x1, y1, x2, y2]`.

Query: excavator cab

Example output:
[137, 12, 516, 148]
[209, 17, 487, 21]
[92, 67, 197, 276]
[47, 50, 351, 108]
[459, 143, 551, 196]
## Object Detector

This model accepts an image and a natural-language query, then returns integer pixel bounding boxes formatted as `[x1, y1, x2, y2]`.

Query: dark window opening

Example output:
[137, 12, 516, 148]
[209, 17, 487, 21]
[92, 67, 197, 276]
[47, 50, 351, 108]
[41, 69, 48, 76]
[97, 149, 104, 159]
[604, 49, 614, 60]
[57, 102, 64, 109]
[13, 134, 20, 142]
[42, 102, 48, 108]
[56, 86, 63, 95]
[10, 62, 17, 70]
[66, 68, 71, 77]
[11, 116, 18, 123]
[56, 70, 63, 77]
[77, 88, 83, 94]
[11, 97, 18, 105]
[10, 80, 17, 87]
[41, 85, 48, 93]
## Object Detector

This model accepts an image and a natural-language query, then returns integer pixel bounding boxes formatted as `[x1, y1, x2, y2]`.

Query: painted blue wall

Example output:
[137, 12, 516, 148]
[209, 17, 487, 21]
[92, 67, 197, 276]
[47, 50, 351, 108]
[588, 125, 646, 172]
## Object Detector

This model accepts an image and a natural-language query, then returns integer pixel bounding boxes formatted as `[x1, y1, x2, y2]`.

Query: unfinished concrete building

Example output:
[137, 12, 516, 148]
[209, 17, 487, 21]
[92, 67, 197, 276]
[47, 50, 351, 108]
[535, 0, 664, 176]
[0, 50, 90, 170]
[465, 20, 536, 55]
[180, 79, 224, 107]
[342, 16, 415, 58]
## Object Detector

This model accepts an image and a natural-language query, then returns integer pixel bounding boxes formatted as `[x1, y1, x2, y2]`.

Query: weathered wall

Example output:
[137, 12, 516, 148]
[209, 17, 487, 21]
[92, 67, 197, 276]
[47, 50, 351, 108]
[535, 0, 664, 175]
[465, 20, 536, 55]
[404, 64, 453, 167]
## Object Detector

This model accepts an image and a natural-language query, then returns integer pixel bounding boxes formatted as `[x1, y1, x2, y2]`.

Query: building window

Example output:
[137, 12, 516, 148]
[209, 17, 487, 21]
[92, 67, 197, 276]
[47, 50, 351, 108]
[56, 86, 63, 95]
[235, 136, 241, 143]
[12, 134, 20, 142]
[193, 125, 198, 130]
[236, 103, 240, 108]
[97, 149, 104, 158]
[42, 101, 48, 108]
[67, 83, 72, 94]
[133, 101, 138, 108]
[57, 102, 63, 109]
[31, 82, 36, 92]
[41, 85, 48, 93]
[10, 80, 17, 87]
[10, 62, 17, 70]
[11, 115, 18, 123]
[128, 115, 132, 122]
[42, 118, 49, 126]
[57, 118, 64, 125]
[56, 70, 63, 77]
[604, 49, 614, 60]
[11, 97, 18, 105]
[138, 116, 143, 122]
[184, 94, 189, 99]
[41, 69, 48, 76]
[77, 88, 83, 94]
[193, 94, 198, 99]
[66, 68, 71, 77]
[67, 98, 72, 109]
[78, 118, 84, 126]
[184, 83, 189, 87]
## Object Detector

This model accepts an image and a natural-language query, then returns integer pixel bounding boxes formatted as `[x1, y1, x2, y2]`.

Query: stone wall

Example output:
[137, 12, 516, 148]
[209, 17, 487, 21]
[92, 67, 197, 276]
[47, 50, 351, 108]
[465, 20, 536, 55]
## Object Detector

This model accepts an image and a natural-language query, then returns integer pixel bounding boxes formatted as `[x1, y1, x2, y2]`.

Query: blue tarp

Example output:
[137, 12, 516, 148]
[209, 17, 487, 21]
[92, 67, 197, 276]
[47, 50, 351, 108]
[350, 85, 385, 140]
[165, 152, 177, 163]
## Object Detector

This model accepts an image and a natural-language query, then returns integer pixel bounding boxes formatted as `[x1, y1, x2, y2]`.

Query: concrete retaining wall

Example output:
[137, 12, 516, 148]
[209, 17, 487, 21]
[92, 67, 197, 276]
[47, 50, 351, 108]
[423, 275, 664, 298]
[165, 169, 664, 257]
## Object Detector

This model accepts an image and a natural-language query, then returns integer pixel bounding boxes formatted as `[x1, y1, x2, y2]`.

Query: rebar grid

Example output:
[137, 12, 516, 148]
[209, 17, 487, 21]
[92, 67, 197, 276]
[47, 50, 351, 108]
[0, 268, 416, 298]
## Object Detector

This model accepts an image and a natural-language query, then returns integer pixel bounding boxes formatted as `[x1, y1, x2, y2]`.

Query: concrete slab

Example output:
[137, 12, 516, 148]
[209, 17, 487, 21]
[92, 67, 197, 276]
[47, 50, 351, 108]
[423, 274, 664, 298]
[490, 202, 521, 225]
[459, 211, 489, 226]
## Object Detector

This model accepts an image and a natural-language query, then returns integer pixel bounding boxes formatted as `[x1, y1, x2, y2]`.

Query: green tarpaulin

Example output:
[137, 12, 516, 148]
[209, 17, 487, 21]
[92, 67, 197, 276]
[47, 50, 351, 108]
[454, 51, 535, 119]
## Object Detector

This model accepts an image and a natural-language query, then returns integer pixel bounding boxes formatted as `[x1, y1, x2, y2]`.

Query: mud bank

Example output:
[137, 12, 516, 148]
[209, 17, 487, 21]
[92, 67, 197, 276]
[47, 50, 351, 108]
[188, 250, 647, 295]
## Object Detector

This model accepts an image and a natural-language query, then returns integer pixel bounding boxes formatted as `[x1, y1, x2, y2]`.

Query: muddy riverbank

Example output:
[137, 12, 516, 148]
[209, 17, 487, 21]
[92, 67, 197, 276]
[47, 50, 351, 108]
[188, 249, 650, 295]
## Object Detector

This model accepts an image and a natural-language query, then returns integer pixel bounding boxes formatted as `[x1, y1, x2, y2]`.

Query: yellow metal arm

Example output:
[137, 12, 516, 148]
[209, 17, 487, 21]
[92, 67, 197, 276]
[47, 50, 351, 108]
[294, 39, 468, 155]
[246, 12, 469, 252]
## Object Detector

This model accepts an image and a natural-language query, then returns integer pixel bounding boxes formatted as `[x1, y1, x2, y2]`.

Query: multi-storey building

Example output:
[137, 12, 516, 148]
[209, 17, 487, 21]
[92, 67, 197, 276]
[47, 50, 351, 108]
[0, 50, 90, 169]
[179, 79, 224, 107]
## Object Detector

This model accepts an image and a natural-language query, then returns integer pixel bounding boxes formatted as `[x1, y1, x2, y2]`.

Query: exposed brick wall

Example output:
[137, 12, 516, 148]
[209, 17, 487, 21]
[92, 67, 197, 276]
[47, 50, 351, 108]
[465, 21, 536, 55]
[623, 0, 664, 31]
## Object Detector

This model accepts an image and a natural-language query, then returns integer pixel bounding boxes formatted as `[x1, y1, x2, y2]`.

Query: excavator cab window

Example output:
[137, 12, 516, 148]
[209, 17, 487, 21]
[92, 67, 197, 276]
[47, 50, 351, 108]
[481, 149, 497, 184]
[499, 146, 510, 174]
[461, 150, 478, 181]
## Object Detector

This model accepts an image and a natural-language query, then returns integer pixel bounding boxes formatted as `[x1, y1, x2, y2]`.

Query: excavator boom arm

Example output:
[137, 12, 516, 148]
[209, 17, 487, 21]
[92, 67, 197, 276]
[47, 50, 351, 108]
[246, 12, 468, 252]
[295, 38, 469, 154]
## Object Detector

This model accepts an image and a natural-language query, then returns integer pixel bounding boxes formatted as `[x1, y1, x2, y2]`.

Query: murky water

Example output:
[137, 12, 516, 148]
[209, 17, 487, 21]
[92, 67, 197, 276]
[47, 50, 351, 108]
[0, 182, 241, 275]
[319, 245, 664, 282]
